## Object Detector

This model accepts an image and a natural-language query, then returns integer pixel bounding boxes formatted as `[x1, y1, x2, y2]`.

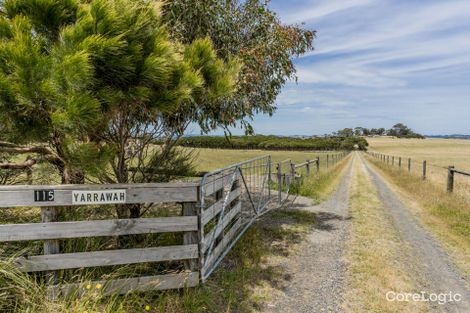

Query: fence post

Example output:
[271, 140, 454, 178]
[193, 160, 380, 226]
[327, 155, 329, 168]
[277, 163, 282, 204]
[316, 157, 320, 173]
[422, 161, 427, 180]
[392, 156, 395, 166]
[26, 156, 33, 185]
[399, 157, 402, 168]
[290, 162, 296, 182]
[387, 155, 389, 164]
[183, 195, 199, 271]
[408, 158, 411, 172]
[306, 159, 311, 176]
[268, 156, 272, 198]
[447, 166, 455, 193]
[41, 207, 60, 285]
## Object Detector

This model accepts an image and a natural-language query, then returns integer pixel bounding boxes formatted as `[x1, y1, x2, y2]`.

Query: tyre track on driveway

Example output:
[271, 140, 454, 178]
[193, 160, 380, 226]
[361, 155, 470, 313]
[262, 156, 354, 313]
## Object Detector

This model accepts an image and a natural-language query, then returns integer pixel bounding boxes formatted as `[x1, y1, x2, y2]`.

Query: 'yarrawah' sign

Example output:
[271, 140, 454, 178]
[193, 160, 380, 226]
[72, 190, 126, 205]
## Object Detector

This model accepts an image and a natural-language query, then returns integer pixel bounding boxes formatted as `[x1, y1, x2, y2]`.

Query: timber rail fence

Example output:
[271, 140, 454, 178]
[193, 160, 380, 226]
[366, 151, 470, 194]
[0, 151, 349, 297]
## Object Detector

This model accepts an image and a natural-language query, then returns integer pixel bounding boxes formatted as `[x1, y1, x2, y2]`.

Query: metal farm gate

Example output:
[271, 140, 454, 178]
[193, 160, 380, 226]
[199, 155, 273, 280]
[0, 152, 349, 296]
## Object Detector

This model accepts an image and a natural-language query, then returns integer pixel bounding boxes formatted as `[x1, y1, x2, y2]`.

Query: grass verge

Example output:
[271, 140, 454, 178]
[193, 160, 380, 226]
[0, 209, 316, 313]
[290, 154, 351, 204]
[365, 154, 470, 280]
[343, 156, 428, 313]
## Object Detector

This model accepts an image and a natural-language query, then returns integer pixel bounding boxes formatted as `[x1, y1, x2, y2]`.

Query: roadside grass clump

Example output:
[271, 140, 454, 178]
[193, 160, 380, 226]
[366, 155, 470, 278]
[0, 257, 131, 313]
[289, 154, 351, 204]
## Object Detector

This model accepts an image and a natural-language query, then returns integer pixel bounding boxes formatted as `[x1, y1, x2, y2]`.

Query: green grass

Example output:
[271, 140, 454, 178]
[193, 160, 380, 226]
[290, 155, 351, 204]
[0, 209, 316, 313]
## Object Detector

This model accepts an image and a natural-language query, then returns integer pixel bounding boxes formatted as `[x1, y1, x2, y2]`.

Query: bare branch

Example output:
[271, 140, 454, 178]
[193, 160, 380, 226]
[0, 141, 54, 155]
[0, 158, 36, 169]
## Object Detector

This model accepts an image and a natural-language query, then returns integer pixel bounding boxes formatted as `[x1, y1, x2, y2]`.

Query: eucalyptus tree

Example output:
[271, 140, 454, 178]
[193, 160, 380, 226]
[163, 0, 316, 133]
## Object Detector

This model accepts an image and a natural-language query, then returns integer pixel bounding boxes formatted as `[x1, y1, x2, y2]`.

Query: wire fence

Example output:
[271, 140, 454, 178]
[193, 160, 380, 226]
[367, 151, 470, 198]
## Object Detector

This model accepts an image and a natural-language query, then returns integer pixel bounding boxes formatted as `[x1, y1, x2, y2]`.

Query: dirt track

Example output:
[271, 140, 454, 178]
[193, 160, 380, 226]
[263, 156, 353, 313]
[360, 154, 470, 313]
[261, 153, 470, 313]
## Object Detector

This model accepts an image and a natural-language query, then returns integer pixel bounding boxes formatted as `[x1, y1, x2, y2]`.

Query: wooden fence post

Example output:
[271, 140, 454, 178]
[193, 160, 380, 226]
[306, 160, 311, 176]
[290, 162, 296, 182]
[447, 166, 455, 193]
[183, 198, 199, 271]
[316, 157, 320, 173]
[26, 156, 33, 185]
[387, 155, 389, 164]
[422, 161, 427, 180]
[392, 156, 395, 166]
[408, 158, 411, 172]
[41, 207, 60, 285]
[277, 163, 282, 204]
[399, 157, 402, 168]
[326, 155, 329, 168]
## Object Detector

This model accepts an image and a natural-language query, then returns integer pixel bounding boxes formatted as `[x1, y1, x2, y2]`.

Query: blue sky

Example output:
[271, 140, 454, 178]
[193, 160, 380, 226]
[193, 0, 470, 136]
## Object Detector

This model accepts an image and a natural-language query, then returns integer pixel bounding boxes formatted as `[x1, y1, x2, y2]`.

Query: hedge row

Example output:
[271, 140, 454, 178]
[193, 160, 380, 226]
[175, 135, 368, 151]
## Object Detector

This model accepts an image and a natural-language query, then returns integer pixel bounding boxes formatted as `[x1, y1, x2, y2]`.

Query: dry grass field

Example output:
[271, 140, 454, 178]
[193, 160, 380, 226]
[367, 137, 470, 195]
[367, 137, 470, 169]
[190, 148, 337, 172]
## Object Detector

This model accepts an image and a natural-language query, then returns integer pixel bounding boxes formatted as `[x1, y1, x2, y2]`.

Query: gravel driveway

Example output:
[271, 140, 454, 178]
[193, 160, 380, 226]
[361, 155, 470, 313]
[261, 154, 470, 313]
[262, 158, 353, 313]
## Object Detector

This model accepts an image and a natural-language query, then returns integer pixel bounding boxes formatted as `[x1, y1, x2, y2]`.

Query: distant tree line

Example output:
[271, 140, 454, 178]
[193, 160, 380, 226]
[335, 123, 424, 139]
[175, 135, 368, 151]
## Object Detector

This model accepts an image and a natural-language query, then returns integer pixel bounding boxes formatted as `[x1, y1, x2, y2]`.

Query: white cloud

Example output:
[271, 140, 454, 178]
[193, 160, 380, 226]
[281, 0, 375, 24]
[224, 0, 470, 135]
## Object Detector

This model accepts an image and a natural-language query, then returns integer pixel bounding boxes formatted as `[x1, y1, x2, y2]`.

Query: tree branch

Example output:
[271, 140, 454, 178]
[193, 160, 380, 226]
[0, 158, 37, 169]
[0, 141, 55, 155]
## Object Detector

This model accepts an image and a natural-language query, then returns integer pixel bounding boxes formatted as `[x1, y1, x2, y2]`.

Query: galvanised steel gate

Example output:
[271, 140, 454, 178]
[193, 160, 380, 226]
[199, 155, 273, 280]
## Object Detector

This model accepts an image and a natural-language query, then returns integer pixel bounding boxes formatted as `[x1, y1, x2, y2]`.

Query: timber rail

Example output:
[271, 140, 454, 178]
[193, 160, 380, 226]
[0, 151, 350, 297]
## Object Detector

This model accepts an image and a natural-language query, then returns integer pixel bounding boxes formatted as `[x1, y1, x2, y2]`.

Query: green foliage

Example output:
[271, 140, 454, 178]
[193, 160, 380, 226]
[176, 135, 368, 151]
[0, 0, 239, 182]
[163, 0, 315, 133]
[344, 124, 423, 138]
[387, 123, 424, 138]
